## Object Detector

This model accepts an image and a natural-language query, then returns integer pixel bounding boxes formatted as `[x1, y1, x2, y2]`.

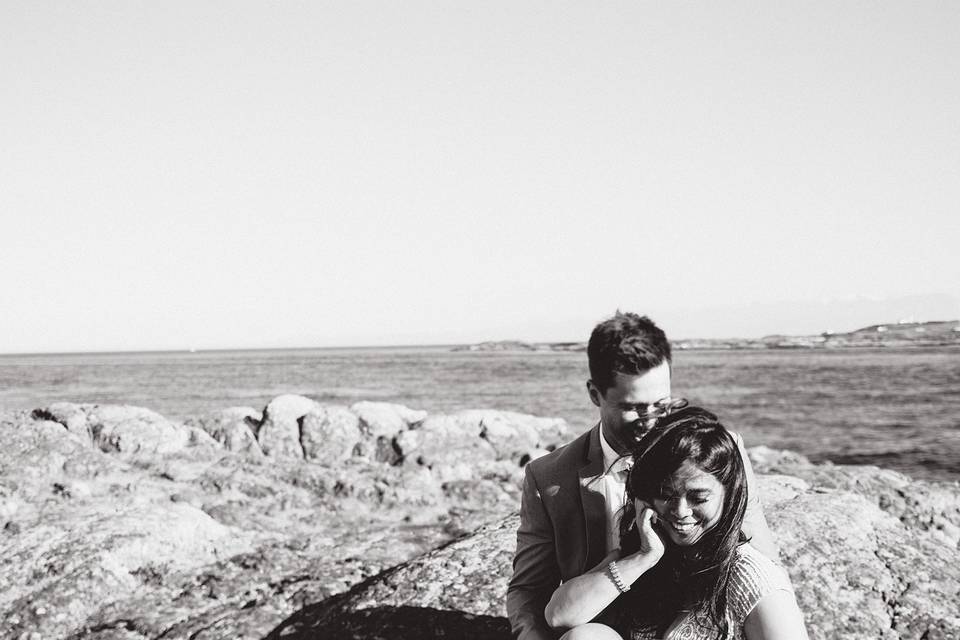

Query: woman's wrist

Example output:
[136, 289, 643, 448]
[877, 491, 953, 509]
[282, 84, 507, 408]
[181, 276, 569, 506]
[615, 549, 659, 584]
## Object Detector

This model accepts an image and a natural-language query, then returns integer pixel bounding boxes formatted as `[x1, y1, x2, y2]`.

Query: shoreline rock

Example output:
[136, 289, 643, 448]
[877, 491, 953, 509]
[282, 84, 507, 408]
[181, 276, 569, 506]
[269, 470, 960, 639]
[1, 400, 958, 639]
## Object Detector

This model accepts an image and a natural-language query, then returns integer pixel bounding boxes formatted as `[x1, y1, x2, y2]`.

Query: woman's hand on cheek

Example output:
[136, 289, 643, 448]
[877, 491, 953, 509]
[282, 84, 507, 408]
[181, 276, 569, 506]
[633, 500, 665, 564]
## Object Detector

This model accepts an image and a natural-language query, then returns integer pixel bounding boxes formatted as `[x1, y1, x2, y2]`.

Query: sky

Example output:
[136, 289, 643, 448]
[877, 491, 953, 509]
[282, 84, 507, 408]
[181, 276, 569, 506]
[2, 1, 959, 352]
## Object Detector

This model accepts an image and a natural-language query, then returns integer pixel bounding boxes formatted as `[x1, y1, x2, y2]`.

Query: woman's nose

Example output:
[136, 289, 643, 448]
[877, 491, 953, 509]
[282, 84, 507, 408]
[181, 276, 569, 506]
[670, 498, 693, 519]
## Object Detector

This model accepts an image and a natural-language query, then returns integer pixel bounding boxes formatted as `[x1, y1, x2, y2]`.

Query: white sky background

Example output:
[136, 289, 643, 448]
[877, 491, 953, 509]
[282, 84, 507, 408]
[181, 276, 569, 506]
[2, 2, 959, 352]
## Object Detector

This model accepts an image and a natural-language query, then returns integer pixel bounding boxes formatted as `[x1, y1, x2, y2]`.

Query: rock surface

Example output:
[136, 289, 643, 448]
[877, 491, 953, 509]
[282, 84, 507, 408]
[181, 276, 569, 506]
[186, 407, 264, 459]
[1, 403, 958, 640]
[0, 400, 570, 640]
[270, 468, 960, 640]
[268, 517, 516, 639]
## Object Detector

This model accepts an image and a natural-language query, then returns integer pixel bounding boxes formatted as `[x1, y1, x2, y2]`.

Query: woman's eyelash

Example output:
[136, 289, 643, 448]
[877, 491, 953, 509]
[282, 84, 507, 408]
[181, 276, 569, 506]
[656, 493, 710, 503]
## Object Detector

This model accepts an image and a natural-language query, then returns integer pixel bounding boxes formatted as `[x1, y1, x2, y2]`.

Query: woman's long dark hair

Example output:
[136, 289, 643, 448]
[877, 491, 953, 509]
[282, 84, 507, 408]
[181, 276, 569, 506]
[617, 406, 749, 639]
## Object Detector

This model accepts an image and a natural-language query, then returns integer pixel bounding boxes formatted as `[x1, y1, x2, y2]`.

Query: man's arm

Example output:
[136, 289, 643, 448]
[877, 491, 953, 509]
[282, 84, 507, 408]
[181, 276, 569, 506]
[506, 463, 561, 640]
[734, 432, 781, 561]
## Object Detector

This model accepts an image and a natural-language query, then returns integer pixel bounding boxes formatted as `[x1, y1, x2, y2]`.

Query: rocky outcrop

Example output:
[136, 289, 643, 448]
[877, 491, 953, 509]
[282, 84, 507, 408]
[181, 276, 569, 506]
[0, 400, 572, 640]
[268, 517, 516, 639]
[245, 396, 566, 469]
[300, 406, 362, 465]
[394, 410, 568, 469]
[257, 394, 319, 459]
[32, 404, 192, 456]
[2, 501, 247, 637]
[2, 403, 958, 640]
[269, 467, 960, 640]
[186, 407, 264, 459]
[351, 401, 427, 437]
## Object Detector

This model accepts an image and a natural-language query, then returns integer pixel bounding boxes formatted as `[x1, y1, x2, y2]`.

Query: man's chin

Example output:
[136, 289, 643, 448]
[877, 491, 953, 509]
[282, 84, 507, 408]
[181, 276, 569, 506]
[628, 422, 657, 442]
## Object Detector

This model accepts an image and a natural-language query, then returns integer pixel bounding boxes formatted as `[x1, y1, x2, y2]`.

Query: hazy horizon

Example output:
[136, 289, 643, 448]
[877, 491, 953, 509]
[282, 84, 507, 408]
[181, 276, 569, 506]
[2, 294, 956, 356]
[3, 2, 958, 353]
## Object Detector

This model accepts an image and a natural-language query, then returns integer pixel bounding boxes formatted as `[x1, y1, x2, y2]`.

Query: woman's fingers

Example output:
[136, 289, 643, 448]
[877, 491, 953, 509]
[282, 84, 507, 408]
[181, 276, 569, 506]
[634, 506, 657, 540]
[640, 507, 657, 531]
[635, 499, 659, 525]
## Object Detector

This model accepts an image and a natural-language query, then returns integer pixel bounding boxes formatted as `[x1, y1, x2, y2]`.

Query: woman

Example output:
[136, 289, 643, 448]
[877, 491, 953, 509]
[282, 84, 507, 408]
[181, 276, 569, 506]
[544, 406, 808, 640]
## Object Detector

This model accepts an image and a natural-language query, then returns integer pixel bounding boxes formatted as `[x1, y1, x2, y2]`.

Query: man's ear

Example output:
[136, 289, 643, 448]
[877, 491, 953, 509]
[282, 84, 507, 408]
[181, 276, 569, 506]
[586, 380, 603, 408]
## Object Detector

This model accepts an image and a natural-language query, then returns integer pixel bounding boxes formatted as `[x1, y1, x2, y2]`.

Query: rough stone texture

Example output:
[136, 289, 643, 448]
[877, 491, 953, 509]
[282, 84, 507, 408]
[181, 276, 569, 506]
[1, 502, 247, 639]
[300, 406, 362, 465]
[402, 414, 500, 468]
[749, 446, 960, 549]
[464, 409, 571, 465]
[33, 404, 193, 456]
[1, 401, 568, 640]
[88, 405, 191, 455]
[350, 401, 427, 438]
[268, 516, 516, 639]
[2, 403, 957, 640]
[399, 410, 571, 469]
[186, 407, 263, 459]
[33, 402, 93, 439]
[270, 464, 960, 640]
[257, 395, 319, 459]
[347, 402, 425, 464]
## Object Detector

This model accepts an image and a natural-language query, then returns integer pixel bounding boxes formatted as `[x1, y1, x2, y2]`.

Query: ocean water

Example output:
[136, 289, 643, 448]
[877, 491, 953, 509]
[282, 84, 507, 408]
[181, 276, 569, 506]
[1, 346, 958, 483]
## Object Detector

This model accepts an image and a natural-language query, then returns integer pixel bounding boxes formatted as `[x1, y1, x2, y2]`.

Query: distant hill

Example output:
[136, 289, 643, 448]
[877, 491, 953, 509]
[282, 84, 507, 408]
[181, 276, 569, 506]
[454, 320, 960, 352]
[451, 340, 585, 352]
[675, 320, 960, 350]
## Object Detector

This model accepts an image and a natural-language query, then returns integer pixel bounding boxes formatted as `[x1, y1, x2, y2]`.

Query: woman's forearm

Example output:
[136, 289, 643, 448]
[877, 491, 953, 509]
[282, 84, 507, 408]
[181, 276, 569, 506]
[544, 551, 657, 629]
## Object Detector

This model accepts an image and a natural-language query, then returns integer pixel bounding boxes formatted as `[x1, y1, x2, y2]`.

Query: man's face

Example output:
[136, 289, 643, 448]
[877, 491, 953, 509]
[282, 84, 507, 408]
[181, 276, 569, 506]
[588, 361, 672, 454]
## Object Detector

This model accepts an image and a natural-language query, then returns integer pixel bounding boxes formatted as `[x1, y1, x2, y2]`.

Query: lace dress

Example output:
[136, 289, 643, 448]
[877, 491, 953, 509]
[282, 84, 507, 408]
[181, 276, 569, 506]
[628, 544, 794, 640]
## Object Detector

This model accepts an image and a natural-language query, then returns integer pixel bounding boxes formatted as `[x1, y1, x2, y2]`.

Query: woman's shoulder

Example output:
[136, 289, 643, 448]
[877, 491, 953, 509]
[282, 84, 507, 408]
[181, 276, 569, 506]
[728, 544, 794, 623]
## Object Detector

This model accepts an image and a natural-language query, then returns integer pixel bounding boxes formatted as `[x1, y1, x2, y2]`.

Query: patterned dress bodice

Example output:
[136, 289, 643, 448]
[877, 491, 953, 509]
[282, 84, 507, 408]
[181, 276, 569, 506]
[628, 544, 794, 640]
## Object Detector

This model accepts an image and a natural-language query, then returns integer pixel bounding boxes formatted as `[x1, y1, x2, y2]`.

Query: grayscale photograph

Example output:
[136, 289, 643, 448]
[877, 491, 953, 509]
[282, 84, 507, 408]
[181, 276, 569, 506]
[1, 2, 958, 639]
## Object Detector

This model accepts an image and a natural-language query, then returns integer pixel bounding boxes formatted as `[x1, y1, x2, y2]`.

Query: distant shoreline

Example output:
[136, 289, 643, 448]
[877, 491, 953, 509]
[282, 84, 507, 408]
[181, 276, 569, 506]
[453, 320, 960, 352]
[3, 320, 958, 357]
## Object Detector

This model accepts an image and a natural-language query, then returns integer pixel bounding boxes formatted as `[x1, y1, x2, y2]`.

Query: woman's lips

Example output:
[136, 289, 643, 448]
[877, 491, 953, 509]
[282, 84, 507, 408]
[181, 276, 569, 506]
[665, 519, 698, 535]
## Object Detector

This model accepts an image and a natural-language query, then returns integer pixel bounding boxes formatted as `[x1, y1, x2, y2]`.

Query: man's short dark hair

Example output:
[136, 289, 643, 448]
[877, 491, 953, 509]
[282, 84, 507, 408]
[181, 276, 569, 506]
[587, 311, 671, 393]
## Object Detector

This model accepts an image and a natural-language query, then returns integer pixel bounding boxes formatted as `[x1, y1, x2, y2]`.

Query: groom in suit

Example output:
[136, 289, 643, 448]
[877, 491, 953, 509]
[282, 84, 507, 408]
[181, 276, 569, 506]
[506, 312, 779, 640]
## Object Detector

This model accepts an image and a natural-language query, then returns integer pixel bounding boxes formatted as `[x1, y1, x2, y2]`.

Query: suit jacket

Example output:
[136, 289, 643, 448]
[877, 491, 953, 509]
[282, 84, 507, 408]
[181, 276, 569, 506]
[505, 423, 775, 640]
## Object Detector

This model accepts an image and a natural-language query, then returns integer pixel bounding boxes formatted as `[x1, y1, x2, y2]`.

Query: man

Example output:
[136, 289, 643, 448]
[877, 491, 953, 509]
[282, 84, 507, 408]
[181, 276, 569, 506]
[506, 312, 779, 640]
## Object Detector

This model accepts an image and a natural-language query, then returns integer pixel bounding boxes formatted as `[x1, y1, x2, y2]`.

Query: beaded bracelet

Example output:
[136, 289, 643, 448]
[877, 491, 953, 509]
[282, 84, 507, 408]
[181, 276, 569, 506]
[607, 560, 630, 593]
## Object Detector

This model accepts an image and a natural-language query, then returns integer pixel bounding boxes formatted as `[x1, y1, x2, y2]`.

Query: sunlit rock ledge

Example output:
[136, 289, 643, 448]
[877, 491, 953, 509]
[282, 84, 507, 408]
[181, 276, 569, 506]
[1, 399, 958, 640]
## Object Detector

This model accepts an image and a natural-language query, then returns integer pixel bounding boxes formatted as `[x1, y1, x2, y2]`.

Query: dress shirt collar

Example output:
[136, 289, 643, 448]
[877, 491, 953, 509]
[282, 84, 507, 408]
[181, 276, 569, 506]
[599, 421, 633, 475]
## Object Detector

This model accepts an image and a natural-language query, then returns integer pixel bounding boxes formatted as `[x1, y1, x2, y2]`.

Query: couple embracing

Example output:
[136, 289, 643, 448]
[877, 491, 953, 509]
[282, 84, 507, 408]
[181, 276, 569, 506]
[506, 313, 808, 640]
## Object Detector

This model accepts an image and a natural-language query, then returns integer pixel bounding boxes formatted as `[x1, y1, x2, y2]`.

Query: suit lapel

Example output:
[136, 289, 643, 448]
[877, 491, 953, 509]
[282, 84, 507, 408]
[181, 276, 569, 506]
[578, 423, 607, 573]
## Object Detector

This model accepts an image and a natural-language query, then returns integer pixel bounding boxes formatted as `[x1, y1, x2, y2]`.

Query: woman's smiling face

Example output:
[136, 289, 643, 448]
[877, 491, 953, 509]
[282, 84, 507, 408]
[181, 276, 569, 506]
[651, 461, 726, 546]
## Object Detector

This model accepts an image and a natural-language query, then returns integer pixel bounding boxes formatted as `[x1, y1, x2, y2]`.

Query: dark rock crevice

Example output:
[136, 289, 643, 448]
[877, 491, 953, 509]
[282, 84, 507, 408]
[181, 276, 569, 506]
[295, 415, 309, 461]
[873, 533, 908, 637]
[74, 619, 142, 637]
[30, 407, 65, 426]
